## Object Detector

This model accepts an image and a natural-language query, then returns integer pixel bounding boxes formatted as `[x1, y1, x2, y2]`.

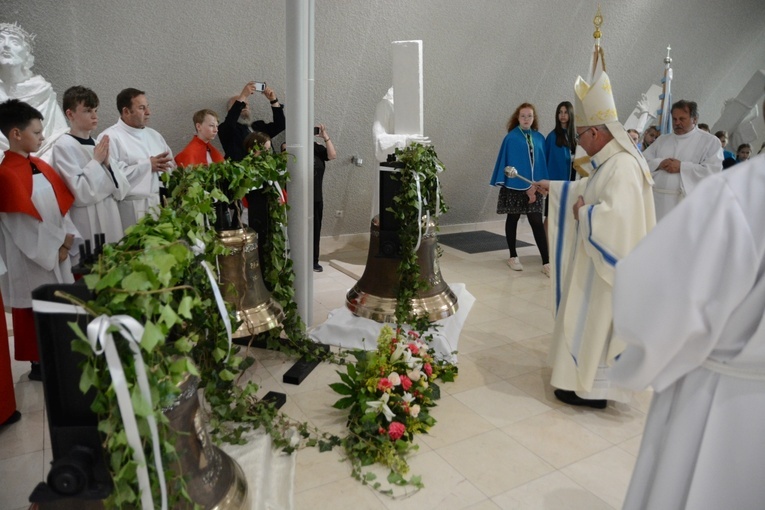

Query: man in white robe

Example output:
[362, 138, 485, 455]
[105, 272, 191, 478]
[97, 88, 173, 230]
[51, 86, 129, 244]
[642, 99, 722, 221]
[612, 150, 765, 510]
[538, 66, 656, 408]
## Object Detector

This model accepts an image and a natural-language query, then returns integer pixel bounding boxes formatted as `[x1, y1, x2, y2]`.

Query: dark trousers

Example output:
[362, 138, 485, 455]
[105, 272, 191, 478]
[505, 212, 549, 264]
[313, 201, 323, 265]
[246, 188, 271, 288]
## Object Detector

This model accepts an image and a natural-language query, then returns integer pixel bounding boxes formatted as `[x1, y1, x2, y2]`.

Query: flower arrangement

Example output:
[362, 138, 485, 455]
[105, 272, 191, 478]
[331, 325, 457, 493]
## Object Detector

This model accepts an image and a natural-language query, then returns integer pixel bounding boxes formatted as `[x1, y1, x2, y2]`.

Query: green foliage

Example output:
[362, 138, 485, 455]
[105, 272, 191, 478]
[390, 143, 449, 331]
[331, 326, 458, 496]
[63, 148, 341, 508]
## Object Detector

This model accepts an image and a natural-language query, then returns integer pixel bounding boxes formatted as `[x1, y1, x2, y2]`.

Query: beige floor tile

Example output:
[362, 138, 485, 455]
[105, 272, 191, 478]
[501, 410, 612, 469]
[554, 401, 647, 445]
[418, 395, 495, 450]
[453, 380, 551, 428]
[443, 358, 502, 395]
[0, 409, 44, 461]
[437, 429, 554, 497]
[294, 445, 351, 493]
[463, 500, 502, 510]
[464, 344, 547, 380]
[457, 327, 514, 355]
[492, 471, 615, 510]
[505, 368, 563, 409]
[0, 450, 44, 510]
[474, 317, 548, 343]
[13, 380, 46, 414]
[561, 446, 637, 509]
[289, 388, 349, 438]
[617, 435, 643, 457]
[294, 475, 388, 509]
[374, 450, 486, 510]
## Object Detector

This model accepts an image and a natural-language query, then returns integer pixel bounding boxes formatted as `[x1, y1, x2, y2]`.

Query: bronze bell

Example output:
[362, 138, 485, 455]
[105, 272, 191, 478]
[346, 215, 458, 323]
[164, 375, 250, 509]
[216, 228, 284, 338]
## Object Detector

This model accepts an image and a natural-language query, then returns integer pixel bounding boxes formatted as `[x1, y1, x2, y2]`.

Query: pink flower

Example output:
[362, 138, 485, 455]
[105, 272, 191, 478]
[423, 363, 433, 377]
[400, 375, 413, 391]
[408, 343, 420, 355]
[407, 330, 420, 339]
[377, 378, 393, 391]
[378, 427, 386, 435]
[388, 422, 406, 441]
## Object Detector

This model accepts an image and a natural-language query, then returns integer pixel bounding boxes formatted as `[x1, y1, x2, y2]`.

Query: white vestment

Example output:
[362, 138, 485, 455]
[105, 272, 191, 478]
[0, 174, 79, 308]
[612, 154, 765, 510]
[642, 127, 723, 221]
[547, 138, 655, 400]
[97, 119, 172, 230]
[0, 75, 69, 161]
[50, 134, 130, 244]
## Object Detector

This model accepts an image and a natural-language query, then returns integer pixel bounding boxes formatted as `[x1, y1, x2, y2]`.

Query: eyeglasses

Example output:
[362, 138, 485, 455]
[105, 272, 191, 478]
[575, 127, 595, 142]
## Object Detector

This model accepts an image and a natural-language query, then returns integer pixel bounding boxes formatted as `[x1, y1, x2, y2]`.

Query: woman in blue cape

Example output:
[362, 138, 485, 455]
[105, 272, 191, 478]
[489, 102, 549, 276]
[544, 101, 576, 182]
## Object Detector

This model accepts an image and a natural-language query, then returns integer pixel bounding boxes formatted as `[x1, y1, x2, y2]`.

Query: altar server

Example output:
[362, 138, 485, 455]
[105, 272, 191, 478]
[0, 100, 80, 380]
[175, 109, 224, 167]
[50, 86, 129, 244]
[612, 149, 765, 510]
[97, 88, 173, 230]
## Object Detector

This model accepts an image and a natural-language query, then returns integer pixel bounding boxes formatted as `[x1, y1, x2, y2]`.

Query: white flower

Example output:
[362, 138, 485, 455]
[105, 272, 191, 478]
[366, 392, 396, 422]
[408, 368, 422, 382]
[401, 392, 415, 405]
[420, 380, 428, 389]
[409, 404, 421, 418]
[390, 343, 407, 363]
[388, 371, 401, 386]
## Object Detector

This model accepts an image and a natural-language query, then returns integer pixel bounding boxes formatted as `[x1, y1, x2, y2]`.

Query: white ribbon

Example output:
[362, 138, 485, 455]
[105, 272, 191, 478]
[86, 315, 168, 510]
[413, 172, 425, 252]
[201, 261, 232, 361]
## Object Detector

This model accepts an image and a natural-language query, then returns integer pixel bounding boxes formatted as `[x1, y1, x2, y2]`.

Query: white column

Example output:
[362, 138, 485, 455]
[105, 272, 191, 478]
[391, 40, 424, 136]
[286, 0, 314, 326]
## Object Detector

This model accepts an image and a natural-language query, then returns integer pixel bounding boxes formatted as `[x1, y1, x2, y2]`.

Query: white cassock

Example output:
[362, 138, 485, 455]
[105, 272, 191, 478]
[547, 138, 655, 400]
[642, 126, 722, 221]
[612, 153, 765, 510]
[97, 119, 172, 230]
[0, 174, 80, 308]
[50, 134, 130, 244]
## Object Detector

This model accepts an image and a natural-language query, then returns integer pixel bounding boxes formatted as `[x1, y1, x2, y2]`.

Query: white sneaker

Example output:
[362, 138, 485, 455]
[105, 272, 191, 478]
[507, 257, 523, 271]
[542, 263, 551, 277]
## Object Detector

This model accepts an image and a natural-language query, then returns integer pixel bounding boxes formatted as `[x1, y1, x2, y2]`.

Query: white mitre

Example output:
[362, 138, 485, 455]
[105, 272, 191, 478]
[573, 69, 651, 182]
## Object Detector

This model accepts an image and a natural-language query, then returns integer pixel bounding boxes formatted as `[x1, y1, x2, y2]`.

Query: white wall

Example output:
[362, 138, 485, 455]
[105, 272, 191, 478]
[3, 0, 764, 235]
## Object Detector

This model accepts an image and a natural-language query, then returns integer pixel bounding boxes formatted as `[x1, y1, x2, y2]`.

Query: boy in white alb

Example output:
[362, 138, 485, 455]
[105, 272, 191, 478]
[50, 86, 129, 244]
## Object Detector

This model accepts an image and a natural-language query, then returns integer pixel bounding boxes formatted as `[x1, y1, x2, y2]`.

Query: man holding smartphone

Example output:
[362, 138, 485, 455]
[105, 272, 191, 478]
[218, 81, 284, 162]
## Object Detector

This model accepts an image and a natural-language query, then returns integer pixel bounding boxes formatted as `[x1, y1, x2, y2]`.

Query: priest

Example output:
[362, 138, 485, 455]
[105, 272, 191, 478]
[97, 88, 174, 230]
[537, 33, 656, 409]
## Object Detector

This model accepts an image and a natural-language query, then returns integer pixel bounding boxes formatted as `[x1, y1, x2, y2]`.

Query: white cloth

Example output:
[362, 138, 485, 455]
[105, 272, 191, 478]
[309, 283, 474, 364]
[547, 138, 655, 400]
[0, 75, 69, 162]
[611, 154, 765, 510]
[97, 119, 172, 230]
[50, 134, 130, 244]
[643, 127, 723, 221]
[0, 174, 79, 308]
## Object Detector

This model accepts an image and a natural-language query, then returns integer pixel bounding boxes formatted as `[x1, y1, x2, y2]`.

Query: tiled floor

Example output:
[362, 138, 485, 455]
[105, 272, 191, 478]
[0, 220, 650, 509]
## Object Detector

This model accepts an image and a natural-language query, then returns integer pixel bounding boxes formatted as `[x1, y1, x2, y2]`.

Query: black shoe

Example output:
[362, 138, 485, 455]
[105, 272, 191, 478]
[0, 410, 21, 427]
[313, 264, 323, 272]
[554, 389, 607, 409]
[29, 362, 42, 382]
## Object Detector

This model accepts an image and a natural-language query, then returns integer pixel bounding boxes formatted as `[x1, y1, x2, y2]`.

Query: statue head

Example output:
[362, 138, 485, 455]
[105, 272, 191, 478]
[0, 22, 36, 74]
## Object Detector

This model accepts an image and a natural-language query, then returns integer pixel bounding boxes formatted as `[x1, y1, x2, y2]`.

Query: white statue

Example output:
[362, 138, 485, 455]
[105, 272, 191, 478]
[372, 86, 430, 162]
[0, 22, 68, 161]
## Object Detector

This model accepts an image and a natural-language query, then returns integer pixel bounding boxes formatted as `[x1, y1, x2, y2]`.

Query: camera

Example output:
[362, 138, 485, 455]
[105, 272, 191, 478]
[254, 81, 266, 92]
[314, 126, 320, 136]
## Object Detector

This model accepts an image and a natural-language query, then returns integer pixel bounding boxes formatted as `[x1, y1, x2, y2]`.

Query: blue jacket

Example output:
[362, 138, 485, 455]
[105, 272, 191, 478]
[490, 127, 548, 190]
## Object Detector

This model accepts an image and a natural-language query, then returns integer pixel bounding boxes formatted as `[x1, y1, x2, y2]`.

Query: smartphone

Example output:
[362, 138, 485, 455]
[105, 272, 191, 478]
[314, 126, 320, 135]
[254, 81, 266, 92]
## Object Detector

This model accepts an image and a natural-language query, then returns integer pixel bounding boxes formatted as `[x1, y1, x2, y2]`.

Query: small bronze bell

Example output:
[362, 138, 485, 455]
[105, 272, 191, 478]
[346, 215, 458, 323]
[164, 375, 250, 509]
[216, 228, 284, 338]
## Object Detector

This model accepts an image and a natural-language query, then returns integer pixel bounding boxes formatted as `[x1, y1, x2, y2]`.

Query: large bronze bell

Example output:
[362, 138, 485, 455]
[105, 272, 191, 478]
[217, 228, 284, 338]
[346, 215, 458, 323]
[164, 375, 250, 509]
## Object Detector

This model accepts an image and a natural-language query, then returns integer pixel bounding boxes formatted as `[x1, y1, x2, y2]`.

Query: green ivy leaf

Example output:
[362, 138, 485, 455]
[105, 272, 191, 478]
[329, 382, 353, 395]
[140, 321, 164, 352]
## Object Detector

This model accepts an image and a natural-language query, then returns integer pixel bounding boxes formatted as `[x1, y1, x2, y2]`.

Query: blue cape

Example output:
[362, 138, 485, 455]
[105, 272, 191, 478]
[490, 127, 548, 190]
[544, 130, 572, 181]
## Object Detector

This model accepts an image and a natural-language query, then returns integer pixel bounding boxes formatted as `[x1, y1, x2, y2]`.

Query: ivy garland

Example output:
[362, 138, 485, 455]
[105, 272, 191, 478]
[61, 148, 340, 508]
[390, 143, 449, 330]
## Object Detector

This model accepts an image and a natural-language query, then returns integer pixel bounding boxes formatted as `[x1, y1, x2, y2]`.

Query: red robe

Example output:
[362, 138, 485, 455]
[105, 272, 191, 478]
[174, 136, 224, 168]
